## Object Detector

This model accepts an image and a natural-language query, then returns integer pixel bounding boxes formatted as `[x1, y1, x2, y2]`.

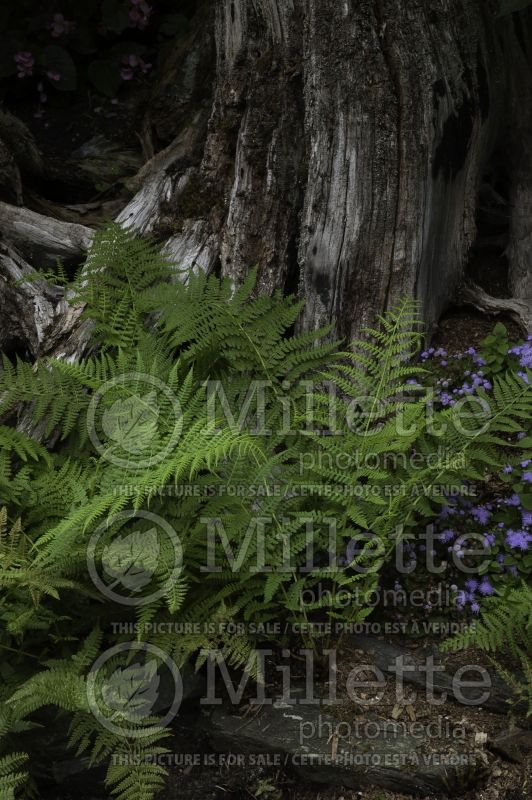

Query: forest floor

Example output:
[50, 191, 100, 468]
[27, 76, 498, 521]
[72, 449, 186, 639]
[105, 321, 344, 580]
[49, 637, 530, 800]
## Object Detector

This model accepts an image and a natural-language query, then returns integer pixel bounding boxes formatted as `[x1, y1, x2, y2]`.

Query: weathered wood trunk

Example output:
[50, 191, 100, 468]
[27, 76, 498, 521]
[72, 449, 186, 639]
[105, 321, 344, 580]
[121, 0, 532, 340]
[1, 0, 532, 357]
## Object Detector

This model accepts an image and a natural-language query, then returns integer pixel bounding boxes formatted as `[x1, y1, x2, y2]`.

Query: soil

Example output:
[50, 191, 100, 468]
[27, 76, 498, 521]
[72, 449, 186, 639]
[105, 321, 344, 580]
[432, 307, 521, 353]
[46, 637, 531, 800]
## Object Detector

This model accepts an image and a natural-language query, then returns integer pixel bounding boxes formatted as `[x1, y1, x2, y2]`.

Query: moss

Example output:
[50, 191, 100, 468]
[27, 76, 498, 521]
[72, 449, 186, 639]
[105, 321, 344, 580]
[151, 175, 225, 242]
[177, 175, 211, 220]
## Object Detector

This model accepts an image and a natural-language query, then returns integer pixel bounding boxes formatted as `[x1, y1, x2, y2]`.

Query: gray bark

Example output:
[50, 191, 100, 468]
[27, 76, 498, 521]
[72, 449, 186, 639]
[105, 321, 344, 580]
[0, 242, 91, 360]
[128, 0, 532, 339]
[1, 0, 532, 356]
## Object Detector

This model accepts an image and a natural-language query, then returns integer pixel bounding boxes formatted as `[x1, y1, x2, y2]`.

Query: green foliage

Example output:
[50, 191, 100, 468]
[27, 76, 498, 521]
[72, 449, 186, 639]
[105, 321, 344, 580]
[442, 583, 532, 715]
[0, 225, 530, 799]
[480, 322, 511, 375]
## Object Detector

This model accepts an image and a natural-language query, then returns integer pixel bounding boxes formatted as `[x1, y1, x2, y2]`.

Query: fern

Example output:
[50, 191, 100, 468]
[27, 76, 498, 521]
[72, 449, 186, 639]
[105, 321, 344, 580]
[0, 225, 530, 800]
[442, 583, 532, 715]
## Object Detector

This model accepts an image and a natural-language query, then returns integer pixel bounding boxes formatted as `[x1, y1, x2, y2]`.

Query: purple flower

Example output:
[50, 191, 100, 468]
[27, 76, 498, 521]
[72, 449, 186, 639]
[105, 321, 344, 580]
[502, 465, 513, 475]
[471, 506, 490, 525]
[479, 579, 495, 596]
[523, 472, 532, 484]
[455, 590, 467, 606]
[439, 504, 456, 519]
[439, 528, 455, 543]
[465, 578, 478, 592]
[471, 602, 481, 614]
[14, 51, 34, 78]
[522, 511, 532, 528]
[48, 12, 74, 37]
[129, 0, 152, 29]
[509, 342, 532, 369]
[120, 53, 152, 81]
[517, 432, 527, 441]
[506, 494, 521, 507]
[505, 529, 530, 551]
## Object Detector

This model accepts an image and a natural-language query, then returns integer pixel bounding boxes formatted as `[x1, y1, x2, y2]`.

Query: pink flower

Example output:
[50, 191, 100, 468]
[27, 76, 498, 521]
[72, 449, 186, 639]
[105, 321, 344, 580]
[46, 70, 61, 82]
[14, 51, 34, 78]
[129, 0, 152, 30]
[49, 12, 74, 38]
[120, 54, 152, 82]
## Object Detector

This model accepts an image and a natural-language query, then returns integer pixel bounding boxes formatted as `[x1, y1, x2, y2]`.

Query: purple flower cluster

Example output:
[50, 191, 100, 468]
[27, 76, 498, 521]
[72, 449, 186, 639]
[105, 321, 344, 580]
[505, 529, 531, 551]
[120, 54, 152, 81]
[421, 346, 492, 407]
[509, 336, 532, 383]
[455, 577, 496, 613]
[129, 0, 152, 30]
[48, 12, 74, 37]
[432, 487, 531, 615]
[14, 51, 34, 78]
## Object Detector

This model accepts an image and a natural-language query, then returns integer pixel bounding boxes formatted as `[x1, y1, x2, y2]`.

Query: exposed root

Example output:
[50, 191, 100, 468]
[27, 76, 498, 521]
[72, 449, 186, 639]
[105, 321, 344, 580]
[460, 281, 532, 334]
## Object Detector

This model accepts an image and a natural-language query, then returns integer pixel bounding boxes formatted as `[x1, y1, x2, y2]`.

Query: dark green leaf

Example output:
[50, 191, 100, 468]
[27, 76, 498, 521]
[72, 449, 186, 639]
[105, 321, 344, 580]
[42, 45, 77, 92]
[88, 59, 122, 97]
[101, 0, 130, 33]
[159, 13, 189, 37]
[519, 492, 532, 510]
[0, 7, 10, 32]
